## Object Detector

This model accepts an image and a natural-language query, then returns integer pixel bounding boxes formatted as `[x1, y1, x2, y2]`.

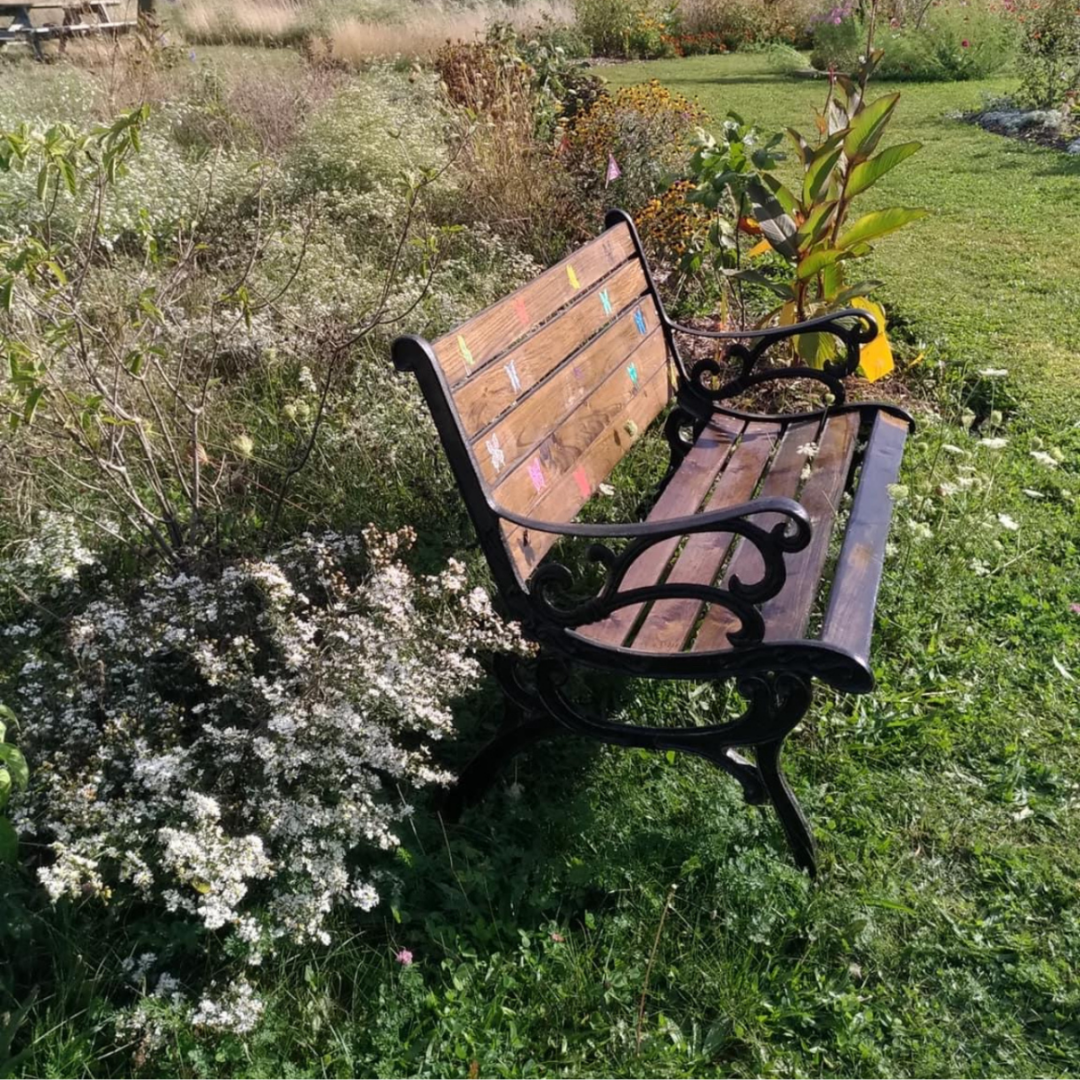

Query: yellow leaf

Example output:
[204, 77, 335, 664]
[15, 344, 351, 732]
[779, 301, 797, 326]
[747, 238, 772, 258]
[849, 297, 894, 382]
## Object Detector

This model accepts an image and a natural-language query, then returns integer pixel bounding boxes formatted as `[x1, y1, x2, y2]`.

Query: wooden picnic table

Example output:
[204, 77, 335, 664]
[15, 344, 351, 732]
[0, 1, 137, 60]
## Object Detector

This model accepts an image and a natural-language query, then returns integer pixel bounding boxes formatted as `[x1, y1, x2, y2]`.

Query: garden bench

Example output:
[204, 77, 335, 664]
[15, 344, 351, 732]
[392, 210, 913, 874]
[0, 1, 134, 59]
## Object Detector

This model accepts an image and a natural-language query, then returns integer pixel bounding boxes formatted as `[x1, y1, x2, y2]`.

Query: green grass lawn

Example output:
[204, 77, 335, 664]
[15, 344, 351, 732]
[5, 53, 1080, 1080]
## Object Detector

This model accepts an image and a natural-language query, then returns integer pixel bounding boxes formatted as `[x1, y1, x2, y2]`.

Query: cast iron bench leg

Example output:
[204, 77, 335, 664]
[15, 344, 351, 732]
[756, 737, 817, 876]
[438, 703, 563, 822]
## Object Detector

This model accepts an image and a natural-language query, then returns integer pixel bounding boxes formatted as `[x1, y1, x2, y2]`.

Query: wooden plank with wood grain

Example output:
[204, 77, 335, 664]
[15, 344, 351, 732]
[820, 412, 909, 664]
[473, 298, 666, 487]
[432, 224, 637, 386]
[500, 347, 671, 575]
[690, 419, 822, 653]
[759, 411, 860, 642]
[629, 421, 780, 654]
[455, 261, 653, 437]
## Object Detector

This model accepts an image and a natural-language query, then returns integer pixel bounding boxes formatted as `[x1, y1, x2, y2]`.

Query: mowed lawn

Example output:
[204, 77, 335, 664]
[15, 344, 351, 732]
[605, 54, 1080, 405]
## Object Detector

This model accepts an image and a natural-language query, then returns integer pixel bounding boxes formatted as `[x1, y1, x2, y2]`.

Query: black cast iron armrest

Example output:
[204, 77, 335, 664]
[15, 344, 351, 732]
[493, 496, 812, 643]
[668, 307, 878, 410]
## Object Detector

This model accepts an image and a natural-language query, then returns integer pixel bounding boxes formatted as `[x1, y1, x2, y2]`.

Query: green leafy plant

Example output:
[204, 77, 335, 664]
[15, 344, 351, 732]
[811, 2, 1016, 82]
[1016, 0, 1080, 108]
[681, 113, 786, 321]
[739, 53, 929, 365]
[0, 703, 27, 864]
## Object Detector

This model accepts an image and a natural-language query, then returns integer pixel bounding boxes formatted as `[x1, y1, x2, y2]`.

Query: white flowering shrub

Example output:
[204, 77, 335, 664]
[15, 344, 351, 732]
[4, 526, 525, 954]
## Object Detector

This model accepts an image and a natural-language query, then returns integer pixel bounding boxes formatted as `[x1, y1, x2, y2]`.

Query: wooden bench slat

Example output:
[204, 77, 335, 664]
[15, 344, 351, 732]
[820, 412, 908, 665]
[433, 224, 637, 386]
[690, 418, 822, 653]
[627, 421, 780, 653]
[458, 259, 651, 440]
[502, 338, 671, 577]
[472, 292, 664, 487]
[761, 411, 860, 641]
[578, 414, 747, 647]
[491, 323, 668, 514]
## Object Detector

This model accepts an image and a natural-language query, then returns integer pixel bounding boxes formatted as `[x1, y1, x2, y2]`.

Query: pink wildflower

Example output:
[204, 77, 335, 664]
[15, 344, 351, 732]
[961, 38, 970, 47]
[395, 949, 413, 966]
[550, 932, 565, 943]
[1070, 603, 1080, 615]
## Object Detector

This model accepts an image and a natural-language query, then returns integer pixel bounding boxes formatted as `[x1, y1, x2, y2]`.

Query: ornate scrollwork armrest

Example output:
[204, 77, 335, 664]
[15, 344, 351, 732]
[493, 497, 812, 647]
[670, 308, 878, 410]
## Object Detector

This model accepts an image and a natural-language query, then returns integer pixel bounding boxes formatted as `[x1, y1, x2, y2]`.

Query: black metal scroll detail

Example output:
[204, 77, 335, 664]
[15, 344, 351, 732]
[528, 510, 811, 645]
[439, 653, 819, 872]
[691, 356, 848, 407]
[662, 406, 704, 477]
[532, 658, 819, 873]
[680, 309, 878, 411]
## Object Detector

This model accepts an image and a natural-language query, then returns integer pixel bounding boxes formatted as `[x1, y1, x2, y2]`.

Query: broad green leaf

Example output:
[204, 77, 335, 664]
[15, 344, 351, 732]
[22, 386, 43, 425]
[820, 259, 844, 300]
[793, 201, 838, 249]
[59, 156, 77, 196]
[726, 268, 796, 301]
[795, 332, 838, 368]
[0, 744, 28, 789]
[0, 817, 17, 864]
[837, 207, 930, 250]
[786, 127, 812, 166]
[760, 175, 799, 217]
[832, 281, 884, 306]
[843, 93, 900, 162]
[0, 768, 9, 810]
[746, 179, 799, 261]
[826, 97, 848, 137]
[846, 141, 922, 198]
[796, 248, 845, 282]
[802, 132, 845, 206]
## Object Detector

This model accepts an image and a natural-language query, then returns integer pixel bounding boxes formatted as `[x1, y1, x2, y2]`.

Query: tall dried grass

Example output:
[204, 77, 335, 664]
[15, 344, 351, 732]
[329, 2, 573, 63]
[171, 0, 574, 53]
[176, 0, 308, 45]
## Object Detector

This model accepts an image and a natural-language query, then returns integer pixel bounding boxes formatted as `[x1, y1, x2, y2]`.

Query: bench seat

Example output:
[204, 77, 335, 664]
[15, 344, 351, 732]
[569, 407, 907, 682]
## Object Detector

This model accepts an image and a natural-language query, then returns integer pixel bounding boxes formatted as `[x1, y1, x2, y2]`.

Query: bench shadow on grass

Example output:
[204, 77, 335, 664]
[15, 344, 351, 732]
[391, 671, 777, 956]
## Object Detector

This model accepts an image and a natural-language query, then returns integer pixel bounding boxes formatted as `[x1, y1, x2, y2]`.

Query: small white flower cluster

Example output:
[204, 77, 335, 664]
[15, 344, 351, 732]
[191, 978, 265, 1035]
[8, 528, 526, 955]
[0, 512, 97, 598]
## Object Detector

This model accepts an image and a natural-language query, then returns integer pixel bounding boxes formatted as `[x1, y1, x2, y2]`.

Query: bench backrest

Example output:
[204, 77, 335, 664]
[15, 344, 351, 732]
[410, 217, 674, 582]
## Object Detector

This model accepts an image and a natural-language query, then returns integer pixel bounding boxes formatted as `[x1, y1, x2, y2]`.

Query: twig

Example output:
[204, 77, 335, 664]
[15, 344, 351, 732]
[636, 883, 677, 1053]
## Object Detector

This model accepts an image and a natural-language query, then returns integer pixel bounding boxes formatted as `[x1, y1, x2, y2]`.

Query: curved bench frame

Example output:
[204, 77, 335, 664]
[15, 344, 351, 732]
[393, 210, 914, 874]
